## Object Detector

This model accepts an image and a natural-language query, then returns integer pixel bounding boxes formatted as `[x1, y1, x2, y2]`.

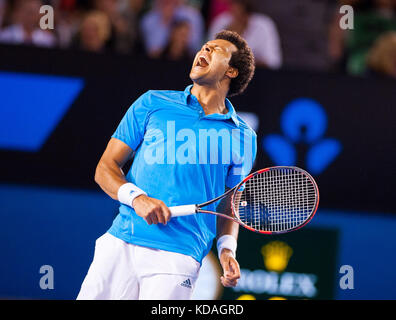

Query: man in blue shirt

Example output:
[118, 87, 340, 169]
[77, 30, 256, 300]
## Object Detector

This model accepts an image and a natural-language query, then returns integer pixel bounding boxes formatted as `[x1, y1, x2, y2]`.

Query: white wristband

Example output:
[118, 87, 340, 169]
[217, 235, 237, 260]
[117, 183, 147, 208]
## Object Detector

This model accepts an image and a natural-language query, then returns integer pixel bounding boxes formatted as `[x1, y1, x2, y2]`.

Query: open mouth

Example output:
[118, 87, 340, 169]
[196, 56, 209, 68]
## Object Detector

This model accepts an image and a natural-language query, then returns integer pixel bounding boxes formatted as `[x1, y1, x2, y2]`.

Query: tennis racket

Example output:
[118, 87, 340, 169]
[169, 166, 319, 234]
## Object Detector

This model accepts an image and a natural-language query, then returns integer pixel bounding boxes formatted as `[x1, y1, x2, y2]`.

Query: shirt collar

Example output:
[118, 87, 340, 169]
[183, 85, 240, 127]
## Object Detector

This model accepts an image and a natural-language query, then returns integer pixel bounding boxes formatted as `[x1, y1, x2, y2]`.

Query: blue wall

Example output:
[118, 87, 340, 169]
[0, 184, 117, 299]
[310, 209, 396, 299]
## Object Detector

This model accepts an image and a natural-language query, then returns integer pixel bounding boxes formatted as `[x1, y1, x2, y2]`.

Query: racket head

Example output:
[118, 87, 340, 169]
[231, 166, 319, 234]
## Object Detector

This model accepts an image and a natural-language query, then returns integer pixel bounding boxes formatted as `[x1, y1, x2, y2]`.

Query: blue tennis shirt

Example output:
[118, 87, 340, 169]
[108, 85, 257, 263]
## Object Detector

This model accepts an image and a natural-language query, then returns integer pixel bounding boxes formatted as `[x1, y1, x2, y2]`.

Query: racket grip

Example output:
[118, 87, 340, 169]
[169, 205, 197, 217]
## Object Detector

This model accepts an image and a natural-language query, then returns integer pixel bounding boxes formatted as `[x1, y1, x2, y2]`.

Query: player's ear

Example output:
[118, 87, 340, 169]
[226, 67, 238, 79]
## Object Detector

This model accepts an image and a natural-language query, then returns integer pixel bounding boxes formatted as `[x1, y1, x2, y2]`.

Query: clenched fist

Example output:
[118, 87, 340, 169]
[133, 195, 171, 225]
[219, 249, 241, 287]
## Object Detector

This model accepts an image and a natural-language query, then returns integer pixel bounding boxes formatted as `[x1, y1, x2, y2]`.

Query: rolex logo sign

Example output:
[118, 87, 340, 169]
[222, 227, 339, 300]
[261, 241, 293, 273]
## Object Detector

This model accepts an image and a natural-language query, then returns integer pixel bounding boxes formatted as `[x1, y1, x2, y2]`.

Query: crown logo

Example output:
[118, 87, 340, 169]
[261, 241, 293, 273]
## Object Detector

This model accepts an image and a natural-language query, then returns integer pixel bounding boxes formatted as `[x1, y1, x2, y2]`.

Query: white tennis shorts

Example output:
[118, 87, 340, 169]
[77, 233, 201, 300]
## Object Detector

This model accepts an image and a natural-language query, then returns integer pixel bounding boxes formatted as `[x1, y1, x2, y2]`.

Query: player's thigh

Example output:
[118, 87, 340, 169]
[77, 233, 139, 300]
[135, 245, 201, 276]
[139, 274, 198, 300]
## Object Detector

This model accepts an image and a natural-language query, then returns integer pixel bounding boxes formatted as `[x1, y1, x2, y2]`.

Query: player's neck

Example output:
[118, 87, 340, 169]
[190, 83, 228, 115]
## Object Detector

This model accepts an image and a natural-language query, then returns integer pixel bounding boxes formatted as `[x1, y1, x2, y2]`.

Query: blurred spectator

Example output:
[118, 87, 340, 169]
[140, 0, 204, 58]
[329, 0, 396, 75]
[258, 0, 336, 72]
[328, 0, 360, 67]
[119, 0, 148, 54]
[366, 31, 396, 78]
[208, 0, 282, 68]
[50, 0, 85, 48]
[159, 19, 192, 61]
[207, 0, 230, 25]
[93, 0, 136, 54]
[0, 0, 6, 28]
[0, 0, 56, 47]
[71, 10, 111, 53]
[187, 0, 205, 10]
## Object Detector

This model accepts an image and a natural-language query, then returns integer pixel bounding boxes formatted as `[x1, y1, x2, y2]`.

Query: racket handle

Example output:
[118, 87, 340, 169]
[169, 205, 197, 217]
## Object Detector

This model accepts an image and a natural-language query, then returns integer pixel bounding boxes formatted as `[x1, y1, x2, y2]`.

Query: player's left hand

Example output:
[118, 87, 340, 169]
[219, 249, 240, 287]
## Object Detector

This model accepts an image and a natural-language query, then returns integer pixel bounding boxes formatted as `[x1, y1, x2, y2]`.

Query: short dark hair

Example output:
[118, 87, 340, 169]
[215, 30, 255, 97]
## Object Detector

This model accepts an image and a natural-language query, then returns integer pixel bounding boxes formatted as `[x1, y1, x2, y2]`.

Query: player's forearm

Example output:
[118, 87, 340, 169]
[216, 191, 239, 260]
[217, 215, 239, 240]
[216, 206, 239, 260]
[216, 195, 239, 240]
[94, 159, 128, 200]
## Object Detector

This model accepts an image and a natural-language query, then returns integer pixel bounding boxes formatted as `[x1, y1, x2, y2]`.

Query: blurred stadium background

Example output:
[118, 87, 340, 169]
[0, 0, 396, 300]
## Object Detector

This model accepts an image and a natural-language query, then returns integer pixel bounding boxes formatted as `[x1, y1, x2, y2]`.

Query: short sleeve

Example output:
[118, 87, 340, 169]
[111, 92, 151, 151]
[225, 130, 257, 189]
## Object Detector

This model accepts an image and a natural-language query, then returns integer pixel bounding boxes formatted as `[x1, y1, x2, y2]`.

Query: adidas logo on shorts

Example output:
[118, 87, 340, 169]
[180, 278, 192, 289]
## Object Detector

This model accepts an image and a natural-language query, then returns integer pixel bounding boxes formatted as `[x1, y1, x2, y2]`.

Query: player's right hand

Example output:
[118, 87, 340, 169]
[132, 195, 171, 225]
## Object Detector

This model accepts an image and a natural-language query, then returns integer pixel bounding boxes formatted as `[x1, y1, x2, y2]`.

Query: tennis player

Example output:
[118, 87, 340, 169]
[77, 30, 256, 300]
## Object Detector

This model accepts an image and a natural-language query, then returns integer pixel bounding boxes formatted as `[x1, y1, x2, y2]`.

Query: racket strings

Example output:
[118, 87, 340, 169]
[235, 168, 317, 232]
